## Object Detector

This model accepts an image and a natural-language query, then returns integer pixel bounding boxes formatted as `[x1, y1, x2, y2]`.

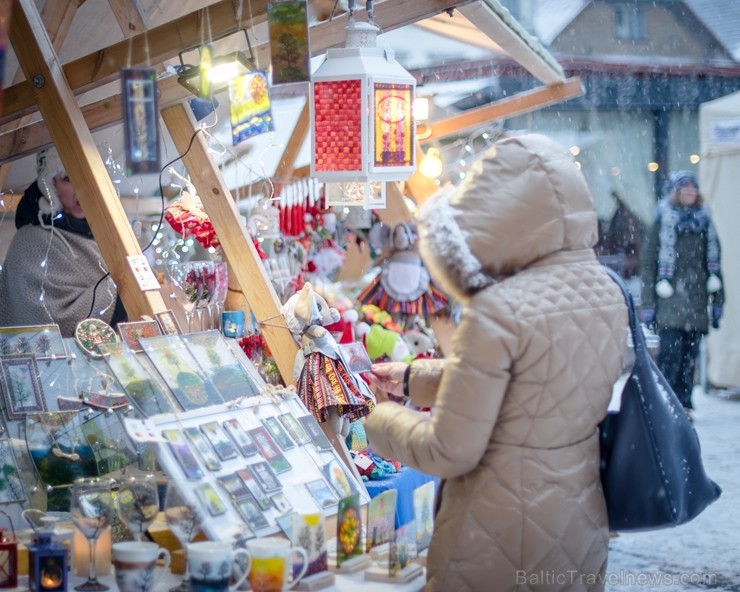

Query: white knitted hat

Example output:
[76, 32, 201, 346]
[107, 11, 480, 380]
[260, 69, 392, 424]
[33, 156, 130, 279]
[36, 148, 66, 214]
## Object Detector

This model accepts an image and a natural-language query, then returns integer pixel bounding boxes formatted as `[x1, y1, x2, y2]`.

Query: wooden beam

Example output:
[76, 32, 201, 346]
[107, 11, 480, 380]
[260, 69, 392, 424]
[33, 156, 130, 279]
[160, 103, 298, 383]
[0, 0, 271, 125]
[0, 0, 475, 129]
[107, 0, 147, 36]
[274, 100, 310, 182]
[0, 75, 191, 165]
[9, 0, 166, 321]
[0, 0, 84, 189]
[420, 77, 585, 141]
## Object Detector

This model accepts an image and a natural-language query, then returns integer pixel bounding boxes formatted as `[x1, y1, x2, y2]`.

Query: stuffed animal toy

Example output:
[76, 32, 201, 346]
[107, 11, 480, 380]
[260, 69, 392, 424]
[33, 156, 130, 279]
[358, 221, 449, 321]
[281, 282, 375, 438]
[357, 322, 412, 364]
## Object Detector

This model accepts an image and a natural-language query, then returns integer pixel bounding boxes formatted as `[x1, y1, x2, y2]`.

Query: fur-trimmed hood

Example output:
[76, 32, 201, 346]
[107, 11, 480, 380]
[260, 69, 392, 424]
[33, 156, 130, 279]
[419, 133, 598, 301]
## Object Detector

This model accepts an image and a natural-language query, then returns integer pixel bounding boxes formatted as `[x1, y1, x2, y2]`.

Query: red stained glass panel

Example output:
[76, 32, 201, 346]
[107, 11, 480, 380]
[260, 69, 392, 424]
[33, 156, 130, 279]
[313, 80, 363, 172]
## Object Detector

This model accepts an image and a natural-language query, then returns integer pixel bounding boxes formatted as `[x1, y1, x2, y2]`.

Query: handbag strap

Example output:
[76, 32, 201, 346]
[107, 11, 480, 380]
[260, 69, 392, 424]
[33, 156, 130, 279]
[601, 266, 648, 355]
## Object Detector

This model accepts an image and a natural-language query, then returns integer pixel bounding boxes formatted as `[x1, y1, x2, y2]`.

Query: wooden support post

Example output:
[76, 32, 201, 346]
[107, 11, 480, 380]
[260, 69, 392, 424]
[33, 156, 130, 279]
[9, 0, 166, 321]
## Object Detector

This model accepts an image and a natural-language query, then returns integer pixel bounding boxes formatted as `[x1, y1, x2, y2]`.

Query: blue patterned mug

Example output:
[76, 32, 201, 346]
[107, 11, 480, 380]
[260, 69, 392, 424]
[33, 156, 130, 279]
[188, 541, 251, 592]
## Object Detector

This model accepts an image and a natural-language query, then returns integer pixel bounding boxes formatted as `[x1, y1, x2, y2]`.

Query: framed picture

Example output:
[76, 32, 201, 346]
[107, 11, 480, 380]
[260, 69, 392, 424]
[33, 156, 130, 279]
[118, 320, 162, 353]
[261, 416, 295, 451]
[236, 467, 273, 511]
[217, 473, 250, 500]
[248, 460, 282, 493]
[297, 415, 333, 452]
[181, 331, 261, 400]
[321, 458, 359, 500]
[195, 482, 227, 516]
[140, 335, 223, 410]
[121, 67, 160, 175]
[366, 489, 397, 552]
[155, 310, 182, 336]
[247, 426, 291, 473]
[277, 413, 311, 445]
[305, 478, 339, 510]
[184, 426, 222, 472]
[270, 491, 293, 513]
[223, 418, 259, 457]
[0, 324, 66, 360]
[236, 495, 270, 531]
[267, 0, 310, 85]
[200, 421, 239, 461]
[0, 355, 47, 420]
[338, 342, 373, 374]
[99, 343, 179, 417]
[161, 428, 205, 481]
[0, 438, 26, 503]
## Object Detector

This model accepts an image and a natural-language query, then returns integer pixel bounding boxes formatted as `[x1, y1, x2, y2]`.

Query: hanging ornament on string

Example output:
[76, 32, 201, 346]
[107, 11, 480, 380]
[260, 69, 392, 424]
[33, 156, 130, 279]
[163, 168, 219, 249]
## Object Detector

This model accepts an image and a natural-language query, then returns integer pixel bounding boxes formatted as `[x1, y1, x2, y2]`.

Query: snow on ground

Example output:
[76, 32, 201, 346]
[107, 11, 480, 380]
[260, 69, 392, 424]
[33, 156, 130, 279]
[605, 387, 740, 591]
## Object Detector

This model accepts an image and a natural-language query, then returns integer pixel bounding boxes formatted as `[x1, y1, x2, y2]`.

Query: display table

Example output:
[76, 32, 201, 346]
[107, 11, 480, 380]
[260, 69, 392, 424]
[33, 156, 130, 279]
[365, 466, 439, 528]
[7, 566, 426, 591]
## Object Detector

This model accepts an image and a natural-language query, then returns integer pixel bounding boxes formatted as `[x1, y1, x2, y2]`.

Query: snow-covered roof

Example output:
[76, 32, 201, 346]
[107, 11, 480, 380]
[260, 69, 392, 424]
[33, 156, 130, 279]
[531, 0, 589, 46]
[685, 0, 740, 61]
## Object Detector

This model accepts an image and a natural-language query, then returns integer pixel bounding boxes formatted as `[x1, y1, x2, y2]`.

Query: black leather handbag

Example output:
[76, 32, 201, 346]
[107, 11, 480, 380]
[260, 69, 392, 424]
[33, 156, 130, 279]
[599, 267, 721, 531]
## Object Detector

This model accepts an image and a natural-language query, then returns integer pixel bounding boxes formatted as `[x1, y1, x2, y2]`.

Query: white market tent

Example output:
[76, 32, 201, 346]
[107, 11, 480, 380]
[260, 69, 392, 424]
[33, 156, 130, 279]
[699, 90, 740, 389]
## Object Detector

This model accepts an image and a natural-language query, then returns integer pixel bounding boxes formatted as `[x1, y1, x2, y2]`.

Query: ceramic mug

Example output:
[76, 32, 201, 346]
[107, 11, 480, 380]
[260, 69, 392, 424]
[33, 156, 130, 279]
[113, 541, 171, 592]
[246, 537, 309, 592]
[188, 541, 251, 592]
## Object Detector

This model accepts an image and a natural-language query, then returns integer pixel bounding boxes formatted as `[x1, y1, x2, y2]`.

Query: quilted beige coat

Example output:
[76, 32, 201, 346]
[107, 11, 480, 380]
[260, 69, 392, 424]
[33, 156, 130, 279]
[365, 134, 628, 592]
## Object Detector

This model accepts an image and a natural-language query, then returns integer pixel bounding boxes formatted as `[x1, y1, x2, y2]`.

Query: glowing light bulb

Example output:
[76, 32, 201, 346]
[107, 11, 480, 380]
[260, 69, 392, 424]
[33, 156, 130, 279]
[419, 148, 444, 179]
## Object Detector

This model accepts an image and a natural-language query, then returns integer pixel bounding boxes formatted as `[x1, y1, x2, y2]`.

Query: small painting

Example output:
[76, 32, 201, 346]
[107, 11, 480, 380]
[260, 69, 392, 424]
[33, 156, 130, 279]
[248, 460, 282, 493]
[237, 495, 270, 531]
[413, 481, 435, 551]
[338, 342, 373, 373]
[161, 428, 204, 481]
[271, 491, 293, 513]
[389, 522, 417, 576]
[184, 426, 223, 472]
[118, 320, 162, 353]
[155, 310, 182, 336]
[305, 478, 338, 510]
[229, 71, 275, 145]
[261, 416, 295, 451]
[200, 421, 239, 461]
[366, 489, 397, 552]
[277, 413, 311, 445]
[287, 513, 328, 576]
[336, 493, 363, 567]
[267, 0, 310, 85]
[74, 318, 118, 358]
[236, 466, 273, 511]
[0, 324, 66, 360]
[223, 418, 259, 457]
[121, 67, 160, 175]
[0, 355, 47, 420]
[297, 415, 333, 452]
[0, 438, 26, 504]
[217, 473, 250, 500]
[321, 458, 358, 500]
[195, 482, 227, 516]
[247, 426, 291, 473]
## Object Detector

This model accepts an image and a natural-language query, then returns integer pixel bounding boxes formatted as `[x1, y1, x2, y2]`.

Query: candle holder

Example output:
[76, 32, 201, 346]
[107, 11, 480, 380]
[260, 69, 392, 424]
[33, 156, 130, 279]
[0, 510, 18, 589]
[29, 531, 67, 592]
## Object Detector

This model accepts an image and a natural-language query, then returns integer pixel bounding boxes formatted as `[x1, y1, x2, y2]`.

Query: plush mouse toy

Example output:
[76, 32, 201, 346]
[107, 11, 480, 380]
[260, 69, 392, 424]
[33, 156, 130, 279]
[281, 282, 375, 438]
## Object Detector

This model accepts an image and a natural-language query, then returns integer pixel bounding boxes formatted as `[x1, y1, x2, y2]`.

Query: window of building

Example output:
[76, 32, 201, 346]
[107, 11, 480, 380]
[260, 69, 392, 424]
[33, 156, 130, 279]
[615, 5, 645, 41]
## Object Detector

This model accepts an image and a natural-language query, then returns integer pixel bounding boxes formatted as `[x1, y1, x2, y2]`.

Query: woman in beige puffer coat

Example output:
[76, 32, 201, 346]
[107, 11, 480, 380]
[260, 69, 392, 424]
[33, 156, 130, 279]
[365, 133, 628, 592]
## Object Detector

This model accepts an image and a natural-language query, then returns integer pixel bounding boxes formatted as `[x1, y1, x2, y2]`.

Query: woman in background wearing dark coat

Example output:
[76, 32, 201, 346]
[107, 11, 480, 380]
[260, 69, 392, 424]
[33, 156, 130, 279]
[641, 170, 724, 414]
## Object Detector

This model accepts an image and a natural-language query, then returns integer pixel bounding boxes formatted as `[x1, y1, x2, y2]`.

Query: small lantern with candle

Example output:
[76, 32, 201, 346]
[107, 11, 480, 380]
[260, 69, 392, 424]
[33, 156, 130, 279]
[0, 510, 18, 589]
[28, 518, 67, 592]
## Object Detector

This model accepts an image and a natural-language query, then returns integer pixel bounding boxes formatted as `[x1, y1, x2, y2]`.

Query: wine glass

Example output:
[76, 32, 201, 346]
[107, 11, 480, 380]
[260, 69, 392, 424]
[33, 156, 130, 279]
[70, 477, 114, 592]
[164, 482, 203, 592]
[195, 261, 215, 331]
[208, 261, 228, 330]
[116, 473, 160, 542]
[168, 262, 201, 333]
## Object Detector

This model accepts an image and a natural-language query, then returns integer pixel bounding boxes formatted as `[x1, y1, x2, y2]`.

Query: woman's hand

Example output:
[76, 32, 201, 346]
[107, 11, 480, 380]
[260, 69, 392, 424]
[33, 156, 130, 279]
[367, 362, 408, 399]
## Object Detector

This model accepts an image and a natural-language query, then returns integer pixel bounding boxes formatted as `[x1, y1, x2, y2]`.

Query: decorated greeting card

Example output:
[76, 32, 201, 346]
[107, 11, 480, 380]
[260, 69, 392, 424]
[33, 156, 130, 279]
[366, 489, 397, 552]
[336, 493, 363, 567]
